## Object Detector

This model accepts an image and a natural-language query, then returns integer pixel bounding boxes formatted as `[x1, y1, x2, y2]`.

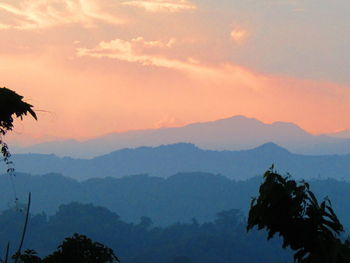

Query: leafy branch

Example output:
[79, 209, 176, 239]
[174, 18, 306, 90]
[247, 167, 350, 263]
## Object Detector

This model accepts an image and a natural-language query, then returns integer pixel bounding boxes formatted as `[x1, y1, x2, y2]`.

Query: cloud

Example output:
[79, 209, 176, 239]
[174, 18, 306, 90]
[76, 37, 211, 74]
[0, 0, 124, 30]
[230, 27, 248, 45]
[154, 114, 185, 128]
[121, 0, 196, 12]
[75, 36, 282, 93]
[132, 36, 176, 48]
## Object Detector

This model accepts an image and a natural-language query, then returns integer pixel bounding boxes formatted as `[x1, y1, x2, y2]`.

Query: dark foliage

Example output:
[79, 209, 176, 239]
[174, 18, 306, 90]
[13, 250, 41, 263]
[247, 167, 350, 263]
[14, 234, 119, 263]
[0, 87, 36, 171]
[43, 234, 119, 263]
[0, 87, 36, 134]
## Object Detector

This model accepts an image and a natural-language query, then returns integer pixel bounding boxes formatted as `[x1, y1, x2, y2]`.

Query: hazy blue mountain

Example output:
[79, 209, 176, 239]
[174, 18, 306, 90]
[6, 142, 350, 181]
[1, 172, 350, 228]
[10, 115, 350, 158]
[0, 172, 259, 225]
[326, 129, 350, 139]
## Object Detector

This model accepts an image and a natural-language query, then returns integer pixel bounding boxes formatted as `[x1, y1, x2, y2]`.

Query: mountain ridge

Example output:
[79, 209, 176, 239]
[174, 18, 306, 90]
[6, 142, 350, 181]
[9, 115, 350, 158]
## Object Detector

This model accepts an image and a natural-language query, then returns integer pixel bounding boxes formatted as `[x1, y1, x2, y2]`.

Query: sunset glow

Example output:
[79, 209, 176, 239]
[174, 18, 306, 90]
[1, 0, 349, 144]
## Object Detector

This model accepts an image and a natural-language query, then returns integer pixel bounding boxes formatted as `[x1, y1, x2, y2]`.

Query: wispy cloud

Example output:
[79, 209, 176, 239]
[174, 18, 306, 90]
[230, 27, 248, 45]
[75, 36, 271, 97]
[132, 37, 176, 48]
[0, 0, 124, 30]
[154, 114, 185, 128]
[76, 37, 208, 74]
[121, 0, 196, 12]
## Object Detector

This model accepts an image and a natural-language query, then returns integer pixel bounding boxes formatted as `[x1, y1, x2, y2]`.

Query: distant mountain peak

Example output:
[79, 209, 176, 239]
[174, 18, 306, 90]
[211, 115, 261, 124]
[184, 115, 262, 128]
[253, 142, 290, 154]
[271, 121, 306, 131]
[229, 115, 259, 120]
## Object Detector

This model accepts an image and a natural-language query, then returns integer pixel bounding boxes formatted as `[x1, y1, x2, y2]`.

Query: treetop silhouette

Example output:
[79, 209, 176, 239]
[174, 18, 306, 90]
[247, 167, 350, 263]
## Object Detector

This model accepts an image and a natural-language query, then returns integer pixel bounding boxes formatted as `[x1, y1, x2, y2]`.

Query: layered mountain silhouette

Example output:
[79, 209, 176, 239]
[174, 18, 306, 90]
[0, 172, 349, 226]
[10, 116, 350, 158]
[6, 142, 350, 181]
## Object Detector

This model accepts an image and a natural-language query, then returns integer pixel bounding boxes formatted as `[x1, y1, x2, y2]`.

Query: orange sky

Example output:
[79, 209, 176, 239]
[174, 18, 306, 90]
[1, 0, 350, 145]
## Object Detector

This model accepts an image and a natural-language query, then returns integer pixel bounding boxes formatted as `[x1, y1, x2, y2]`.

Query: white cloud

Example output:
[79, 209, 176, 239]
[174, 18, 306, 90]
[121, 0, 196, 12]
[0, 0, 124, 30]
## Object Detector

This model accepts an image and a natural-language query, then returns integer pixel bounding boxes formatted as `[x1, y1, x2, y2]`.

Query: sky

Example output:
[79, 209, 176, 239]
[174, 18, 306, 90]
[1, 0, 350, 144]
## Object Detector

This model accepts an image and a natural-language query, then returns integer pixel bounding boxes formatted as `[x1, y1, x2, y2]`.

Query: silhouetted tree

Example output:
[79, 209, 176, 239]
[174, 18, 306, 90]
[0, 87, 36, 132]
[0, 87, 36, 168]
[247, 167, 350, 263]
[43, 234, 120, 263]
[0, 87, 37, 263]
[14, 234, 120, 263]
[13, 249, 41, 263]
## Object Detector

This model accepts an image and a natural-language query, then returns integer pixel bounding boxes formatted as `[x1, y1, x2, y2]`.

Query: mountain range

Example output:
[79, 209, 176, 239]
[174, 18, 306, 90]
[5, 142, 350, 181]
[10, 115, 350, 158]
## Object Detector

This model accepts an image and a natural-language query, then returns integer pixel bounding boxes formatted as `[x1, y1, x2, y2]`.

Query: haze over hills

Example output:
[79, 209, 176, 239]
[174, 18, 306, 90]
[6, 142, 350, 181]
[326, 130, 350, 139]
[0, 172, 349, 228]
[10, 115, 350, 158]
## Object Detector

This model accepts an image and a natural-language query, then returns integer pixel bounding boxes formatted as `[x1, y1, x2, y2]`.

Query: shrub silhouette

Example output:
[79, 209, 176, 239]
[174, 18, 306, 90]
[43, 233, 120, 263]
[15, 234, 120, 263]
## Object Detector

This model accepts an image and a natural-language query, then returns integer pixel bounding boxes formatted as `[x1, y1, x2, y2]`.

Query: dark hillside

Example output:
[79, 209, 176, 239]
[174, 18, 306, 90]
[1, 172, 350, 228]
[0, 203, 291, 263]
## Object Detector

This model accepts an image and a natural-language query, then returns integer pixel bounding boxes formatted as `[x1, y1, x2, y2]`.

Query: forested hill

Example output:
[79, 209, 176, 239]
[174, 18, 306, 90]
[0, 202, 291, 263]
[2, 172, 350, 227]
[6, 142, 350, 181]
